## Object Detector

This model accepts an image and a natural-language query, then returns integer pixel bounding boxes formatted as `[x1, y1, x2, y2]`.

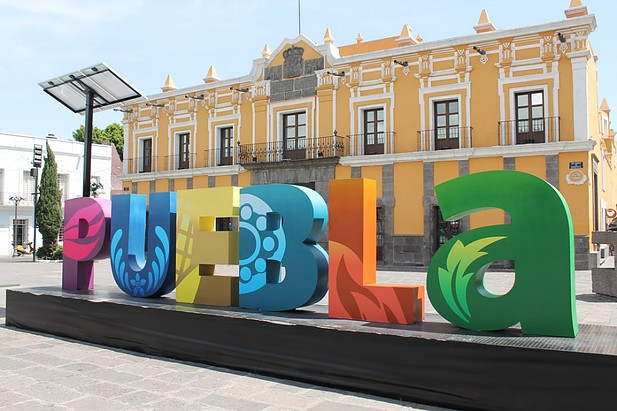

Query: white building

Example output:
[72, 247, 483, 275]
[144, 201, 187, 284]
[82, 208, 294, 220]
[0, 132, 112, 256]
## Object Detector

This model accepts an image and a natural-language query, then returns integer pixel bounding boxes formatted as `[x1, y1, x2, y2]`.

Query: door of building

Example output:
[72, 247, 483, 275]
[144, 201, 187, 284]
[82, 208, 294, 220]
[219, 127, 233, 166]
[364, 108, 385, 155]
[178, 133, 190, 169]
[435, 207, 460, 253]
[515, 91, 545, 144]
[434, 100, 460, 150]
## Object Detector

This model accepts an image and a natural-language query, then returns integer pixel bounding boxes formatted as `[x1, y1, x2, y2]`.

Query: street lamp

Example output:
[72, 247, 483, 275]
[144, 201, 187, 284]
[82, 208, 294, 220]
[9, 196, 24, 257]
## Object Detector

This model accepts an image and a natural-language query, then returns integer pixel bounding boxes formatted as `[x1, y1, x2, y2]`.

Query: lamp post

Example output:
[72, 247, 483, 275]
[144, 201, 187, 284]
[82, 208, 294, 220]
[9, 195, 24, 257]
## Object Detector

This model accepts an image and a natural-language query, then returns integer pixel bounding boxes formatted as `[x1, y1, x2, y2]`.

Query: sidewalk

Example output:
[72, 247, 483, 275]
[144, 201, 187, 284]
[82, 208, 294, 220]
[3, 257, 617, 410]
[0, 258, 444, 410]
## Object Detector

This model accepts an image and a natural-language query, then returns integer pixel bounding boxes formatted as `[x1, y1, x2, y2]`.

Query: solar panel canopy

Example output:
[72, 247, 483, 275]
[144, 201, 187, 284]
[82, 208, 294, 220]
[39, 63, 143, 113]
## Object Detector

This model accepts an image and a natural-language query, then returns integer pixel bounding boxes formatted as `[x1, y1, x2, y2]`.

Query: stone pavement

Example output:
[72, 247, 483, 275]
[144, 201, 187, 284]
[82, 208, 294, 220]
[2, 257, 617, 410]
[0, 258, 444, 411]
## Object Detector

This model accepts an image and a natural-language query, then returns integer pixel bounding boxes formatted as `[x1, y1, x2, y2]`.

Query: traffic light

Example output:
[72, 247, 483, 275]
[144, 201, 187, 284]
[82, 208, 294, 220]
[33, 144, 42, 168]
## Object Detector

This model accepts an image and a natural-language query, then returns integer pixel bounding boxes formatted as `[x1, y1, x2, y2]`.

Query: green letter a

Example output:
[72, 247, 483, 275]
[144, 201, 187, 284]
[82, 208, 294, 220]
[427, 170, 578, 337]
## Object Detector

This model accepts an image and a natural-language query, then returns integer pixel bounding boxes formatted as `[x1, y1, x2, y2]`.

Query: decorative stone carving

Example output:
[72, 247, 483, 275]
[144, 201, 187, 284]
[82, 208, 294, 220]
[253, 81, 270, 99]
[283, 46, 304, 78]
[573, 30, 588, 52]
[541, 35, 556, 61]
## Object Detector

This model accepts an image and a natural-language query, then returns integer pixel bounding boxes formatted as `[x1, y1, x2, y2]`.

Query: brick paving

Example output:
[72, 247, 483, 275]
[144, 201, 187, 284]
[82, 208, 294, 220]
[2, 257, 617, 410]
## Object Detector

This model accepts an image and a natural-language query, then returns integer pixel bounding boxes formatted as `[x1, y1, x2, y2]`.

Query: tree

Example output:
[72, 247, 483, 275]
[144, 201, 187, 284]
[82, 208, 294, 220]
[73, 122, 124, 159]
[36, 142, 63, 259]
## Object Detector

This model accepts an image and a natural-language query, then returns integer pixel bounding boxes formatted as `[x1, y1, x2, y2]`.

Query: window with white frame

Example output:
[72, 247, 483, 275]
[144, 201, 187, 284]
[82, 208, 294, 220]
[58, 174, 69, 203]
[22, 171, 35, 205]
[515, 90, 545, 144]
[282, 112, 307, 160]
[177, 132, 190, 169]
[434, 100, 460, 150]
[0, 169, 4, 205]
[219, 126, 234, 166]
[363, 107, 385, 155]
[141, 138, 152, 173]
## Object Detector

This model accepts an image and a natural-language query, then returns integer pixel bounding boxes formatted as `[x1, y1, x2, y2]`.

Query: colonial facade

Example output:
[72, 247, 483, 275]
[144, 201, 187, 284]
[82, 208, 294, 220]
[0, 133, 113, 256]
[120, 2, 614, 269]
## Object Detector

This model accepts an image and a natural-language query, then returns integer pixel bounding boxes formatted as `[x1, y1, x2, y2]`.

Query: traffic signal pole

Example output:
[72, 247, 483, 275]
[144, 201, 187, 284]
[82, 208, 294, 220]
[32, 144, 42, 262]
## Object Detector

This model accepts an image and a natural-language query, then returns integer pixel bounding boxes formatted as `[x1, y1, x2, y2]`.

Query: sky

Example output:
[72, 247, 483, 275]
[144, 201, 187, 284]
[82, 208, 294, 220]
[0, 0, 615, 141]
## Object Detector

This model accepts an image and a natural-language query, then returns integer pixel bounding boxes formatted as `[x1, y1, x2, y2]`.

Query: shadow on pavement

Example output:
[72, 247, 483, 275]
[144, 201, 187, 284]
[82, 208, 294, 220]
[577, 293, 617, 303]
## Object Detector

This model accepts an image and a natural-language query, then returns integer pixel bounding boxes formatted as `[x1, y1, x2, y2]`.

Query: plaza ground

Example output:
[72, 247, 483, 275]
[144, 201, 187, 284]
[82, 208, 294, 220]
[2, 257, 616, 410]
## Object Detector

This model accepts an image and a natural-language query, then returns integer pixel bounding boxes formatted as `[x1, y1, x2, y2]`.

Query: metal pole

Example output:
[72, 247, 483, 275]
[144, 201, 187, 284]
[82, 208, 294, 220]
[13, 200, 17, 257]
[83, 88, 95, 197]
[33, 169, 38, 262]
[298, 0, 301, 35]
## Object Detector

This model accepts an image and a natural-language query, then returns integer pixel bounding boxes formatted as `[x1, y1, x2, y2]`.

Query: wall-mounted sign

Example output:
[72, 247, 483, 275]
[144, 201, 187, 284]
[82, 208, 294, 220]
[566, 170, 587, 185]
[607, 209, 617, 219]
[569, 161, 584, 169]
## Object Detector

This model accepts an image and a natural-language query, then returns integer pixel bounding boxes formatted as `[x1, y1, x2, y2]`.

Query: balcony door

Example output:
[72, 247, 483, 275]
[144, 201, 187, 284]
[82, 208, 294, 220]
[219, 127, 233, 166]
[516, 91, 544, 144]
[363, 108, 384, 155]
[283, 112, 307, 160]
[141, 138, 152, 172]
[434, 100, 459, 150]
[178, 133, 190, 169]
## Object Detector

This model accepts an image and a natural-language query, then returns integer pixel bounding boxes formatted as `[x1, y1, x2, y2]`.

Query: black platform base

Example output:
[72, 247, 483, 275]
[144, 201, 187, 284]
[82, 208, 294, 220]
[5, 286, 617, 410]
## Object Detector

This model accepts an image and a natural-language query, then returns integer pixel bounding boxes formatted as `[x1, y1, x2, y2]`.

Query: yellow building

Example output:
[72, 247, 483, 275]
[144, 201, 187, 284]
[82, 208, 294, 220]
[120, 1, 614, 269]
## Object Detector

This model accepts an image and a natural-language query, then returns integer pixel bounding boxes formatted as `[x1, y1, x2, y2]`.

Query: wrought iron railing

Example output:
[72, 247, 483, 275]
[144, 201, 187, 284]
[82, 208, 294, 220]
[417, 127, 473, 151]
[126, 156, 156, 173]
[238, 135, 349, 164]
[498, 116, 560, 146]
[165, 153, 197, 170]
[347, 131, 395, 155]
[204, 147, 237, 167]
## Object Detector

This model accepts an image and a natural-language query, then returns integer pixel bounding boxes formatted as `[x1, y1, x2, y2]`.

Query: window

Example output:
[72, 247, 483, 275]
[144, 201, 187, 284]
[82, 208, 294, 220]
[283, 112, 307, 160]
[0, 169, 4, 205]
[178, 133, 190, 169]
[219, 127, 234, 166]
[434, 100, 460, 150]
[13, 219, 28, 247]
[435, 207, 460, 253]
[363, 108, 384, 155]
[141, 138, 152, 172]
[58, 219, 64, 242]
[58, 174, 69, 203]
[516, 91, 545, 144]
[376, 206, 384, 262]
[22, 171, 35, 205]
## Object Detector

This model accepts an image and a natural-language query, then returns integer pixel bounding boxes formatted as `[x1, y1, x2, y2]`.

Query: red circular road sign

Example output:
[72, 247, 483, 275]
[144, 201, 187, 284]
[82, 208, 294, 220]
[607, 209, 617, 219]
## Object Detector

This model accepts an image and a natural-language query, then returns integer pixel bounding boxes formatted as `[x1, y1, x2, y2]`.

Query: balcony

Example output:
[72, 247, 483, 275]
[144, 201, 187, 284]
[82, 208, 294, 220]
[238, 135, 349, 164]
[165, 153, 196, 170]
[348, 131, 395, 155]
[498, 116, 560, 145]
[203, 147, 237, 167]
[417, 127, 473, 151]
[126, 156, 155, 173]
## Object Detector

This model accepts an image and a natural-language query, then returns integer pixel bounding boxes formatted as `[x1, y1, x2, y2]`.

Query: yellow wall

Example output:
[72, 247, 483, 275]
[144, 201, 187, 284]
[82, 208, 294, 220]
[215, 175, 232, 187]
[434, 161, 459, 187]
[155, 178, 168, 192]
[361, 166, 383, 198]
[558, 152, 590, 235]
[122, 181, 132, 193]
[335, 164, 351, 180]
[174, 178, 187, 191]
[515, 156, 546, 180]
[237, 172, 251, 187]
[394, 162, 423, 234]
[193, 175, 209, 189]
[468, 157, 505, 228]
